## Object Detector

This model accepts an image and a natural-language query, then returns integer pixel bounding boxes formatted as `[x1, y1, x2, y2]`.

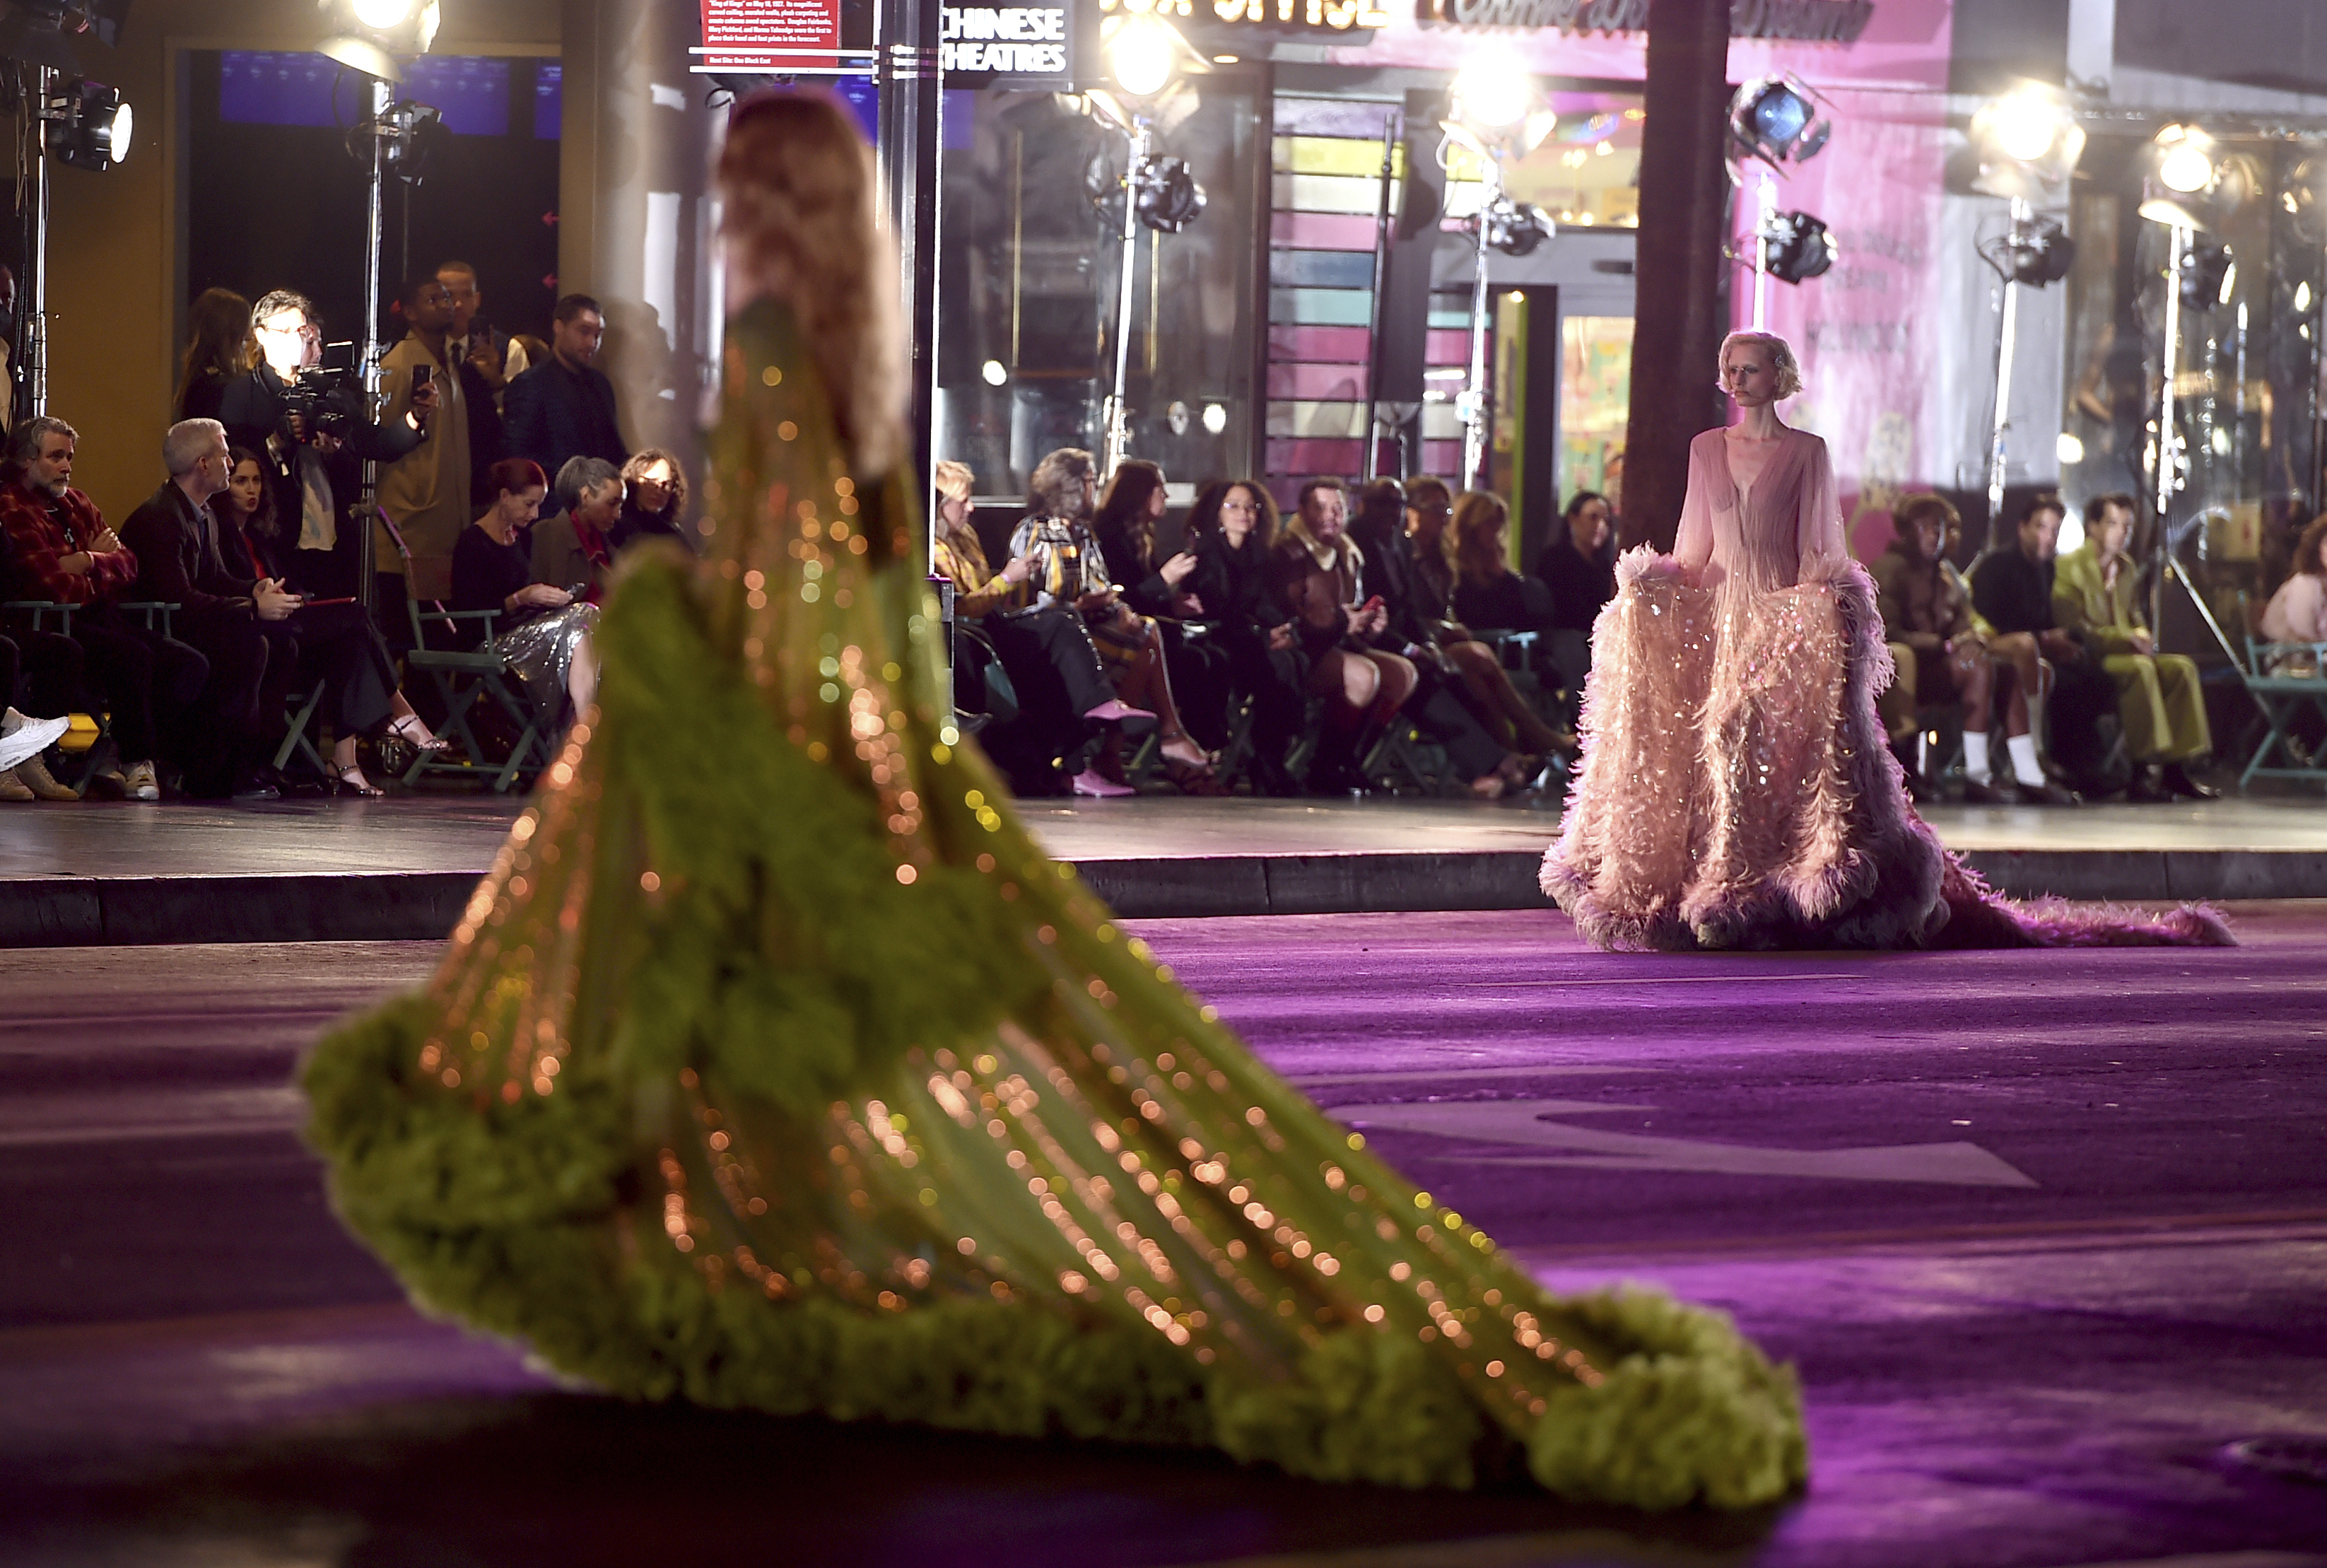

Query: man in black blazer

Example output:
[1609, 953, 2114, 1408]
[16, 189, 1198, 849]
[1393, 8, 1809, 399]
[504, 292, 627, 488]
[438, 259, 514, 505]
[119, 419, 300, 797]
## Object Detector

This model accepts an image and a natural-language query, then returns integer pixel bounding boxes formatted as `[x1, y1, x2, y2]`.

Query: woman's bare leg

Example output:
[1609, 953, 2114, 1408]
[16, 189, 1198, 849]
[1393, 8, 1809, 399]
[1443, 638, 1566, 752]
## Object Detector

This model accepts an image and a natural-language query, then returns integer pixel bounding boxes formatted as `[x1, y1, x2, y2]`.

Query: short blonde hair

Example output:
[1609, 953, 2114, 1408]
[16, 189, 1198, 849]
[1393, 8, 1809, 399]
[1718, 331, 1803, 400]
[932, 459, 974, 505]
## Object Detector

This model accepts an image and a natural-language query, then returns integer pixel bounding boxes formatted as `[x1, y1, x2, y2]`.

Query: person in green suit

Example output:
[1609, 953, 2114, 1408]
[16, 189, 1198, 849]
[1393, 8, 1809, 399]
[2051, 493, 2218, 800]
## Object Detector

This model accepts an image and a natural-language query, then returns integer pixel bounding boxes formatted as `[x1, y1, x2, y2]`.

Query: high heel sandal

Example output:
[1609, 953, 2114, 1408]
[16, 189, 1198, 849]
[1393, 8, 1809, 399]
[335, 764, 385, 798]
[388, 714, 450, 753]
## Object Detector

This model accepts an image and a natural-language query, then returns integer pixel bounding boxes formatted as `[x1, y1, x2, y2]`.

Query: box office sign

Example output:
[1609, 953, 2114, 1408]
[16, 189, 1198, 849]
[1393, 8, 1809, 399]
[942, 3, 1074, 81]
[699, 0, 846, 70]
[1415, 0, 1872, 41]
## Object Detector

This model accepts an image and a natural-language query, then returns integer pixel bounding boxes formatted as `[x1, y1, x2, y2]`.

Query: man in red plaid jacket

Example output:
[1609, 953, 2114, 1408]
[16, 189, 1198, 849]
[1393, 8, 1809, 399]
[0, 416, 208, 800]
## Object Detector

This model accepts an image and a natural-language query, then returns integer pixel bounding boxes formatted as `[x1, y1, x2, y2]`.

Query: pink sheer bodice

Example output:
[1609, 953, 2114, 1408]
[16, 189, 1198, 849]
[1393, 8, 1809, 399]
[1672, 427, 1851, 594]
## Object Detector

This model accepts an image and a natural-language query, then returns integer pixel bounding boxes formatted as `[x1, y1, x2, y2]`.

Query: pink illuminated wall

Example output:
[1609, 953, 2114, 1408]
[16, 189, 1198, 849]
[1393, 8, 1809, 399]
[1321, 0, 1957, 540]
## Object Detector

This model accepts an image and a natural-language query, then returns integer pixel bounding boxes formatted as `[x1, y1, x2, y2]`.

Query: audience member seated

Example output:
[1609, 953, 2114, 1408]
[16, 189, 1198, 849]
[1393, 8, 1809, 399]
[216, 443, 447, 795]
[0, 595, 78, 802]
[1402, 475, 1456, 621]
[932, 458, 1131, 797]
[1012, 447, 1217, 792]
[1870, 493, 2068, 803]
[1971, 491, 2121, 796]
[1183, 479, 1305, 794]
[613, 448, 691, 554]
[2053, 491, 2219, 801]
[1093, 459, 1233, 750]
[1350, 479, 1561, 792]
[175, 288, 253, 423]
[0, 416, 208, 801]
[2261, 513, 2327, 664]
[534, 456, 623, 602]
[452, 458, 598, 725]
[1447, 489, 1552, 638]
[1272, 476, 1416, 797]
[1533, 490, 1617, 707]
[122, 418, 303, 798]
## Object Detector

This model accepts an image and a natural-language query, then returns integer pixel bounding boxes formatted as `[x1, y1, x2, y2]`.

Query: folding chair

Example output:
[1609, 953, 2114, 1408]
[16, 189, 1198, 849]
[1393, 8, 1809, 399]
[2236, 633, 2327, 790]
[401, 597, 551, 793]
[271, 677, 331, 780]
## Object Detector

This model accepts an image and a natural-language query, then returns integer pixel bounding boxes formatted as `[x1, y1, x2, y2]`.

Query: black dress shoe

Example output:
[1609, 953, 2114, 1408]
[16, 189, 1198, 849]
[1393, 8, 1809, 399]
[2126, 767, 2174, 803]
[1959, 777, 2021, 805]
[2018, 779, 2082, 806]
[2161, 763, 2221, 800]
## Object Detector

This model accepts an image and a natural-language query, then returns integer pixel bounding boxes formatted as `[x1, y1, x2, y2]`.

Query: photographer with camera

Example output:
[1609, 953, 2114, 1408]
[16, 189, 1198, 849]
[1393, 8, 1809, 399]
[218, 288, 428, 599]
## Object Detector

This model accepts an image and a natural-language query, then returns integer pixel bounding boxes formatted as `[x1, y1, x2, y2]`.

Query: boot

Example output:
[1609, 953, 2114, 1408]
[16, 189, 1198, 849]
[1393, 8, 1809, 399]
[13, 753, 79, 800]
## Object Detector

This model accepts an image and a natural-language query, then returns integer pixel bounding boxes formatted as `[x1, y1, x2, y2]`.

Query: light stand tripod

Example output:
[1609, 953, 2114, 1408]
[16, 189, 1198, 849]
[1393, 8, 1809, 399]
[1458, 150, 1501, 493]
[1102, 114, 1151, 481]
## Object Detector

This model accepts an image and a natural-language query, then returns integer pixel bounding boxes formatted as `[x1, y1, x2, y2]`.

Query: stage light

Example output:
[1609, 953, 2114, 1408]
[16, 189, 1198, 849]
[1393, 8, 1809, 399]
[0, 2, 79, 71]
[1108, 14, 1178, 98]
[2157, 130, 2212, 194]
[1729, 76, 1831, 171]
[50, 78, 129, 170]
[2138, 125, 2249, 230]
[2003, 214, 2075, 287]
[1132, 154, 1205, 233]
[1481, 193, 1552, 257]
[2057, 433, 2085, 464]
[1451, 57, 1531, 131]
[980, 359, 1007, 387]
[319, 0, 442, 83]
[1763, 210, 1835, 284]
[1968, 81, 2084, 201]
[1201, 402, 1226, 434]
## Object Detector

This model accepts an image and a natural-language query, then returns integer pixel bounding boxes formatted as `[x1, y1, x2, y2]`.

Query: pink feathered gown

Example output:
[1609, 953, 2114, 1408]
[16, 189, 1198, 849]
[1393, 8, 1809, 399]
[1541, 426, 2229, 952]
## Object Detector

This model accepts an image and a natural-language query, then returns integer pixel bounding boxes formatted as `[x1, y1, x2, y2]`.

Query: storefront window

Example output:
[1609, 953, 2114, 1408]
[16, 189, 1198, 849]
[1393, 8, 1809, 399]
[935, 83, 1262, 498]
[1559, 315, 1631, 508]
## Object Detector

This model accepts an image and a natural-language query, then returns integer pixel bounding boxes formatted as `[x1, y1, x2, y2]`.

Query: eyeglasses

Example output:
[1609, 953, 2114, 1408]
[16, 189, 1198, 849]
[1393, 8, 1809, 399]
[257, 319, 318, 340]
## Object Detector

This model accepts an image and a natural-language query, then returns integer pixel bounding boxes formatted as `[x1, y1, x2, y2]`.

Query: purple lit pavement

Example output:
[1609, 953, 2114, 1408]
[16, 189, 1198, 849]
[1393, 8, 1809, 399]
[2, 908, 2324, 1565]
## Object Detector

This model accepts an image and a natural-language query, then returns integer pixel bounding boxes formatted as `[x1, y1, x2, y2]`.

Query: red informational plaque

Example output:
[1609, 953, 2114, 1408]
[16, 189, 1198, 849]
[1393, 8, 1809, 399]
[699, 0, 845, 72]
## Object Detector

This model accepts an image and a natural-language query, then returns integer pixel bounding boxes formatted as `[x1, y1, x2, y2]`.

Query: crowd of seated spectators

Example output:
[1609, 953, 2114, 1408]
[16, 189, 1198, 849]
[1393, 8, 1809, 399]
[941, 449, 1590, 800]
[0, 267, 691, 804]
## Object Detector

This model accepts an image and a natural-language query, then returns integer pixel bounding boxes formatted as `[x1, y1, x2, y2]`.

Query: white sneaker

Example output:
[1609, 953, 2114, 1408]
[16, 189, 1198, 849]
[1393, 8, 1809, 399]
[120, 759, 160, 802]
[0, 708, 70, 774]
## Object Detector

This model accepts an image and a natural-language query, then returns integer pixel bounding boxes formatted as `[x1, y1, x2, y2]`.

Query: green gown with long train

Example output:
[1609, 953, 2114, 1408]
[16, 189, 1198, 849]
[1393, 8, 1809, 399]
[302, 298, 1807, 1510]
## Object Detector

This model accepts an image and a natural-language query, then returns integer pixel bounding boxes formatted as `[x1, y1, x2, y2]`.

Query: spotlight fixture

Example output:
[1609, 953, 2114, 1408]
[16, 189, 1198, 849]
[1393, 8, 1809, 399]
[1132, 154, 1205, 233]
[318, 0, 443, 84]
[1450, 56, 1532, 132]
[2286, 155, 2327, 245]
[45, 76, 129, 170]
[1106, 13, 1181, 98]
[1967, 81, 2084, 201]
[2179, 238, 2234, 313]
[0, 1, 78, 71]
[1729, 76, 1831, 172]
[2002, 214, 2075, 287]
[1481, 193, 1552, 257]
[2139, 124, 2235, 230]
[1763, 210, 1836, 284]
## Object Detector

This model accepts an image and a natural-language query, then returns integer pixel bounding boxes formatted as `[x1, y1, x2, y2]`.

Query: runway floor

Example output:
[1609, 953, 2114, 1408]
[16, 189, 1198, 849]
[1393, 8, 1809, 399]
[2, 906, 2323, 1566]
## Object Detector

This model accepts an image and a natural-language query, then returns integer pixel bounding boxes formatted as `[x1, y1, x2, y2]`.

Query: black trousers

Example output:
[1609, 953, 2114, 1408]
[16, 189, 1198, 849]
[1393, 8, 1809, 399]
[2046, 652, 2122, 788]
[71, 617, 209, 766]
[287, 601, 398, 741]
[1221, 624, 1306, 766]
[0, 630, 86, 720]
[981, 607, 1111, 786]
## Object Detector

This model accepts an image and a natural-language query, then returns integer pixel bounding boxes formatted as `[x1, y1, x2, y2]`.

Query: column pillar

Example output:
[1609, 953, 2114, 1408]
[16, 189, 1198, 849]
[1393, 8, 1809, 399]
[560, 0, 723, 523]
[1619, 0, 1730, 552]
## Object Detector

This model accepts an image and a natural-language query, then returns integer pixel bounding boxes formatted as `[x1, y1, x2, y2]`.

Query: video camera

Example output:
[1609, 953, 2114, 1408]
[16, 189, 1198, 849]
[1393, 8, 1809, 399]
[281, 340, 363, 445]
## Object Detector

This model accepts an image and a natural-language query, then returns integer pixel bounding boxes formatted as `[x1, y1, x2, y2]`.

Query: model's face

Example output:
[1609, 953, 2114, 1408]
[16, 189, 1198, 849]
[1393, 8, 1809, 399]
[1722, 344, 1778, 408]
[1303, 487, 1347, 542]
[555, 309, 605, 365]
[255, 308, 316, 380]
[1569, 498, 1610, 554]
[27, 433, 73, 494]
[226, 458, 265, 517]
[2021, 508, 2062, 561]
[438, 270, 480, 334]
[631, 459, 674, 515]
[1219, 485, 1258, 544]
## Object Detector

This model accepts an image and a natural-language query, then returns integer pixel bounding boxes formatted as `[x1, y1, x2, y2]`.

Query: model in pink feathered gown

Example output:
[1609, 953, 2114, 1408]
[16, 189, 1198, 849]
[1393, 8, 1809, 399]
[1540, 411, 2230, 954]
